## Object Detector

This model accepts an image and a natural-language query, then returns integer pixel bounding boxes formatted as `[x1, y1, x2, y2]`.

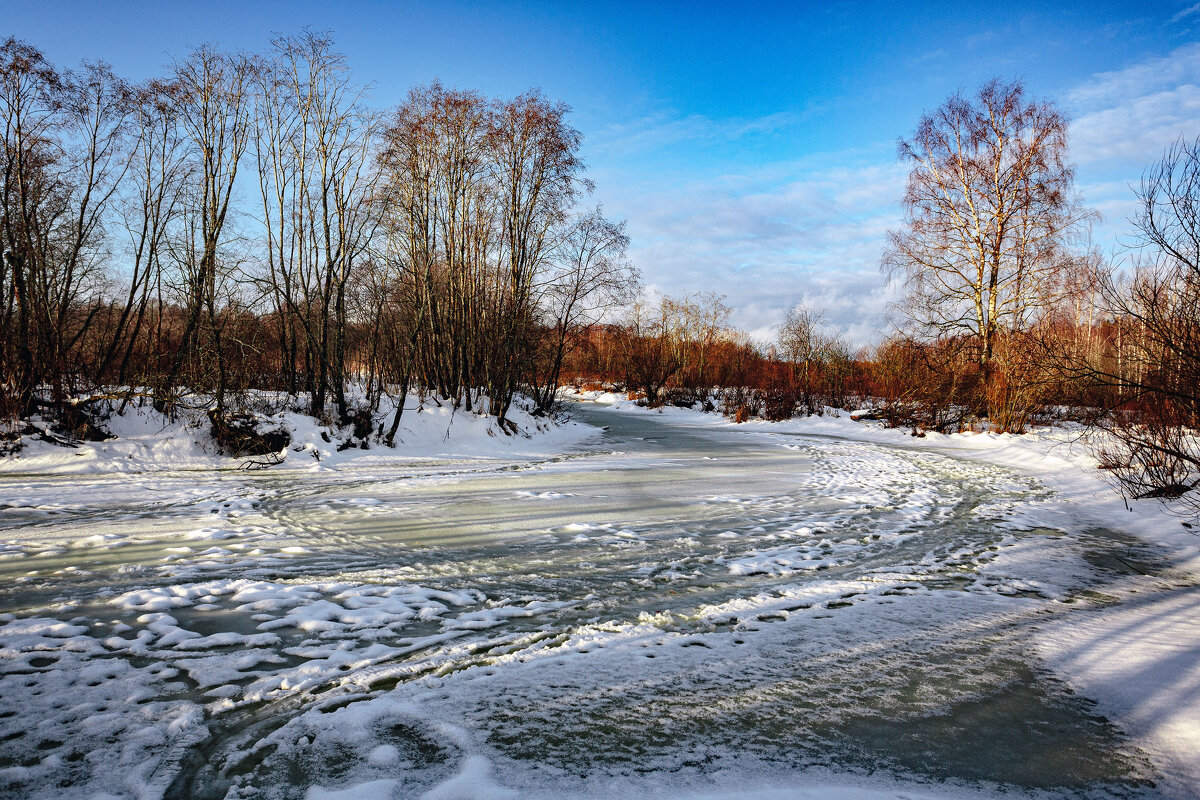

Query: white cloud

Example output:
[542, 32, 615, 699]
[1067, 42, 1200, 113]
[588, 109, 801, 160]
[594, 156, 907, 347]
[1066, 42, 1200, 171]
[1171, 2, 1200, 23]
[1070, 83, 1200, 167]
[1068, 42, 1200, 255]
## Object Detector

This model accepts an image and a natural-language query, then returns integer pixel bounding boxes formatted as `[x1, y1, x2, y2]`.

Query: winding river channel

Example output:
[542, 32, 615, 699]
[0, 402, 1176, 799]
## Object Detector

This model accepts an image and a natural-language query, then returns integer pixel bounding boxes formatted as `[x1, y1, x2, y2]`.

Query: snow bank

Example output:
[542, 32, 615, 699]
[0, 392, 600, 475]
[1037, 584, 1200, 799]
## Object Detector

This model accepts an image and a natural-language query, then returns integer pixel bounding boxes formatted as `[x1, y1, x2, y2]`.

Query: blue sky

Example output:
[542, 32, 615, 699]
[9, 1, 1200, 344]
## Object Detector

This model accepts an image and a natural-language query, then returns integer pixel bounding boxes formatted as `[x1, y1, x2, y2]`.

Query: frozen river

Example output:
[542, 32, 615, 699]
[0, 402, 1174, 799]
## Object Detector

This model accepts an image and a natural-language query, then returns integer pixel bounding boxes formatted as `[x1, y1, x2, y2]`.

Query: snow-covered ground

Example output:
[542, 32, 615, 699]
[0, 393, 594, 476]
[0, 391, 1197, 799]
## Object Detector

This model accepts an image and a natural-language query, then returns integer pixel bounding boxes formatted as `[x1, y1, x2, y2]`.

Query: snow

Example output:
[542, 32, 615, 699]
[1036, 583, 1200, 799]
[306, 778, 400, 800]
[568, 387, 1200, 568]
[419, 756, 517, 800]
[0, 391, 600, 476]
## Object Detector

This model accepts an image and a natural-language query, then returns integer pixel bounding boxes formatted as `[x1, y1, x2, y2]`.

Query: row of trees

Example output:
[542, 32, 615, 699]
[561, 293, 863, 421]
[0, 34, 637, 438]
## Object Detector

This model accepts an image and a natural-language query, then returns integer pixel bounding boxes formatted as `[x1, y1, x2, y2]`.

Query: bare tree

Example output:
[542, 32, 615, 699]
[673, 292, 731, 400]
[377, 84, 590, 426]
[486, 90, 586, 421]
[0, 40, 135, 418]
[159, 45, 255, 413]
[618, 293, 729, 407]
[0, 38, 64, 419]
[778, 303, 831, 414]
[528, 207, 637, 413]
[96, 78, 188, 390]
[883, 78, 1093, 426]
[379, 83, 492, 404]
[1073, 136, 1200, 512]
[254, 31, 377, 420]
[621, 297, 685, 407]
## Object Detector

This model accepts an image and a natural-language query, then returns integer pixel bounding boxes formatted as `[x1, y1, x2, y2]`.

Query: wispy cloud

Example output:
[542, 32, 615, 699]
[1070, 84, 1200, 166]
[1067, 41, 1200, 116]
[1171, 2, 1200, 23]
[588, 109, 802, 160]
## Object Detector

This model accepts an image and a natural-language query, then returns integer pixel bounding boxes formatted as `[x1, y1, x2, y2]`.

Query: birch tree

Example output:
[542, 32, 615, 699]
[883, 78, 1092, 422]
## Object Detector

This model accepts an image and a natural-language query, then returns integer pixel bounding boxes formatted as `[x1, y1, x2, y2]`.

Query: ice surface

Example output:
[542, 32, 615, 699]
[0, 396, 1196, 798]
